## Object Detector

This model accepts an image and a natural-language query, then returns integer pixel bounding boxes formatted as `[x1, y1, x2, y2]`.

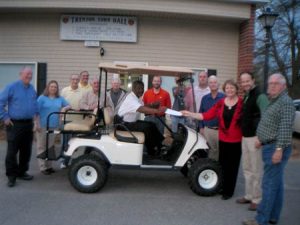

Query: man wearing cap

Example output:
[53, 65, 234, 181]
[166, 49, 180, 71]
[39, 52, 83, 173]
[0, 67, 39, 187]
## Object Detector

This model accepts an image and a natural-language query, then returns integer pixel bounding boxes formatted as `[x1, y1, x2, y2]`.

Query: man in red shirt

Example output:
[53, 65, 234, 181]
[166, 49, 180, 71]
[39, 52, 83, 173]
[143, 76, 171, 135]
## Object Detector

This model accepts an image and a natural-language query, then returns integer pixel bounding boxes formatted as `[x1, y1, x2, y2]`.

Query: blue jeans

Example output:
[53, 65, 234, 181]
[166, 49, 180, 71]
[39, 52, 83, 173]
[144, 116, 165, 135]
[170, 115, 185, 133]
[256, 143, 291, 225]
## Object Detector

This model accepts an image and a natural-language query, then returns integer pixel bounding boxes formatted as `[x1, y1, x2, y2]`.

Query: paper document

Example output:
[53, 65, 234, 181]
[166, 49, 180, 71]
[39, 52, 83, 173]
[165, 109, 182, 116]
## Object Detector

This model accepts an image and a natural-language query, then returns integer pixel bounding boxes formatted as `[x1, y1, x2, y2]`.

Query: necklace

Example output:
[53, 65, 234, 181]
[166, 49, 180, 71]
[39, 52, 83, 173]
[226, 97, 237, 110]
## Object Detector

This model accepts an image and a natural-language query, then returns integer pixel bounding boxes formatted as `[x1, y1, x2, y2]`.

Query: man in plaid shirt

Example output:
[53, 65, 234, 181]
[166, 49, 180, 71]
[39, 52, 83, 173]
[243, 73, 295, 225]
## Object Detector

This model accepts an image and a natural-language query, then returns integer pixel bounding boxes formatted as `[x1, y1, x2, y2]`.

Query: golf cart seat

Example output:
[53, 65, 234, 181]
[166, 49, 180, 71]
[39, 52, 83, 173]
[63, 108, 97, 132]
[103, 108, 145, 144]
[110, 130, 145, 144]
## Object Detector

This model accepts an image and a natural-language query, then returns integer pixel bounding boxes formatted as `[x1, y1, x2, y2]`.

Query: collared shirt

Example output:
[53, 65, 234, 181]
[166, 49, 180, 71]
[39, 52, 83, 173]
[118, 92, 143, 122]
[243, 86, 269, 112]
[185, 86, 210, 112]
[37, 95, 69, 128]
[79, 91, 104, 110]
[106, 88, 127, 115]
[256, 91, 295, 149]
[79, 83, 92, 95]
[199, 92, 225, 128]
[61, 86, 83, 110]
[143, 88, 171, 116]
[0, 80, 38, 120]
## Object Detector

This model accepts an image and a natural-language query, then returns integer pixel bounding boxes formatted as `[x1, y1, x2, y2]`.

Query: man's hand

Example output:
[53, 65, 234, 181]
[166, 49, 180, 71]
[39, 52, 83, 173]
[272, 150, 283, 164]
[255, 137, 262, 149]
[158, 106, 167, 114]
[33, 124, 42, 132]
[199, 128, 204, 135]
[4, 118, 13, 127]
[151, 101, 160, 109]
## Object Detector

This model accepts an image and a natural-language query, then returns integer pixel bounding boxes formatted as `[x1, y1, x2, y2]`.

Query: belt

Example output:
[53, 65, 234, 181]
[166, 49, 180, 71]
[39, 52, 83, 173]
[11, 119, 33, 123]
[261, 140, 276, 146]
[207, 126, 218, 130]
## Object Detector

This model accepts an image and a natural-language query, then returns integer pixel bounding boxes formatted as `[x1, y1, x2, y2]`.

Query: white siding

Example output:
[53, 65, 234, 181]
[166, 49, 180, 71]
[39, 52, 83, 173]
[0, 13, 239, 88]
[0, 0, 251, 20]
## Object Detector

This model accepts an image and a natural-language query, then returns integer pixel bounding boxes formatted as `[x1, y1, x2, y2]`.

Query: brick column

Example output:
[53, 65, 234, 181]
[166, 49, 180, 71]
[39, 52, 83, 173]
[237, 4, 256, 77]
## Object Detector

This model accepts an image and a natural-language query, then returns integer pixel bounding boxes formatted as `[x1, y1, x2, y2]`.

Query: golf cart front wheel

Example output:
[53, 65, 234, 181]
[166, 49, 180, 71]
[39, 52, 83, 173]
[69, 155, 108, 193]
[188, 158, 222, 196]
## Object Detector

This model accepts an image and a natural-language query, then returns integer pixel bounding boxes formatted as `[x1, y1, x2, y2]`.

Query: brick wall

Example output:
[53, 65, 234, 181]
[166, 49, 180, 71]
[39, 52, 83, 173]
[237, 4, 256, 95]
[237, 4, 256, 75]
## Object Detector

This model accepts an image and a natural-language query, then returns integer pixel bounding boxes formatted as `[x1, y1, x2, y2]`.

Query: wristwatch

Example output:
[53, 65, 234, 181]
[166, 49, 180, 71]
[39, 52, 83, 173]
[276, 148, 283, 151]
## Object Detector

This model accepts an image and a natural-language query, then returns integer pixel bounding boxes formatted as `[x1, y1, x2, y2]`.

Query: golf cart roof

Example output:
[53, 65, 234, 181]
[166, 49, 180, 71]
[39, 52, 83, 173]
[98, 62, 193, 77]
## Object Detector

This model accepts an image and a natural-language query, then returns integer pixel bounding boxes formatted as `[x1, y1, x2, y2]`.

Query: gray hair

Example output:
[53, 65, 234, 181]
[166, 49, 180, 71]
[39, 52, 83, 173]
[269, 73, 286, 85]
[90, 76, 99, 83]
[208, 75, 218, 83]
[112, 77, 121, 83]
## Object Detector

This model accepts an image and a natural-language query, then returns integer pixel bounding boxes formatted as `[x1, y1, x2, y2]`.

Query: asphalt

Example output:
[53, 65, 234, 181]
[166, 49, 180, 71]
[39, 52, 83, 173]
[0, 139, 299, 225]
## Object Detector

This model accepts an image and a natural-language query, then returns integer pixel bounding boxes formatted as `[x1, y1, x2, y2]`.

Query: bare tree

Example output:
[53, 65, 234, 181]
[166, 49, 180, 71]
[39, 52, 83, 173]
[254, 0, 300, 98]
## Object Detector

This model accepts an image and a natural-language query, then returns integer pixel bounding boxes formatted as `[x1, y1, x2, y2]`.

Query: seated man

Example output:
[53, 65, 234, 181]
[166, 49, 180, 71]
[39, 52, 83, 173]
[118, 80, 166, 156]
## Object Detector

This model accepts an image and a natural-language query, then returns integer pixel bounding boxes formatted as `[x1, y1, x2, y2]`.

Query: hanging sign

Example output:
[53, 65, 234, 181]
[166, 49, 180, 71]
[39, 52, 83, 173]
[60, 15, 137, 42]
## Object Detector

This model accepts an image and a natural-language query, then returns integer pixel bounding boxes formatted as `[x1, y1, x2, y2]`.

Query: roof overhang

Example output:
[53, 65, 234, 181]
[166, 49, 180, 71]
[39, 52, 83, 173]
[0, 0, 269, 22]
[99, 63, 194, 77]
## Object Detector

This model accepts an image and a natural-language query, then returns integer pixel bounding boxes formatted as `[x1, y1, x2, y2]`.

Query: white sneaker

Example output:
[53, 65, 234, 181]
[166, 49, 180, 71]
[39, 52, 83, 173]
[60, 162, 66, 169]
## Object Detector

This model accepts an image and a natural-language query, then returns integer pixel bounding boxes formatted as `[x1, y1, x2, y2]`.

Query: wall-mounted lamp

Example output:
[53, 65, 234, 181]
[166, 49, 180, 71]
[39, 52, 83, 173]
[100, 47, 105, 57]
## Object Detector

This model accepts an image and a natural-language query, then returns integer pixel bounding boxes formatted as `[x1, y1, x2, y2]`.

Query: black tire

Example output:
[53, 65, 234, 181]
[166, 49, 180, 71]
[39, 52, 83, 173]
[188, 158, 222, 196]
[68, 155, 108, 193]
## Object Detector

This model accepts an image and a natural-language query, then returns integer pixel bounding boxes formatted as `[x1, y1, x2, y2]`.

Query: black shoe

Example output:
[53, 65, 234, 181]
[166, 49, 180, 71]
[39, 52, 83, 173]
[18, 172, 34, 180]
[221, 195, 232, 200]
[269, 220, 277, 224]
[7, 176, 16, 187]
[41, 170, 52, 175]
[46, 168, 55, 173]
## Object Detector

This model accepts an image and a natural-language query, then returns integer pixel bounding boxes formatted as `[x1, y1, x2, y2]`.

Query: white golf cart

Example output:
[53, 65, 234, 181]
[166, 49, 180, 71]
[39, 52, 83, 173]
[40, 63, 222, 196]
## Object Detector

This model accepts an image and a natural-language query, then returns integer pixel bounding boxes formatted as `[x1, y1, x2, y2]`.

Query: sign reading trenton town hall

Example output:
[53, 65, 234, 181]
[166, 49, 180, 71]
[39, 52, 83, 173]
[60, 15, 137, 43]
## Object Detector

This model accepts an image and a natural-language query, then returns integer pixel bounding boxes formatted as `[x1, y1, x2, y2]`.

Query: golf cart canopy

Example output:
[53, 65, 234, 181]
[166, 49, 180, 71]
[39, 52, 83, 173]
[98, 62, 194, 77]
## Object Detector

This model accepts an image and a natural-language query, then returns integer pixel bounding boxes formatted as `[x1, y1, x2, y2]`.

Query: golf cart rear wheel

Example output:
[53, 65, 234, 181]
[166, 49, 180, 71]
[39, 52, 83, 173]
[188, 158, 222, 196]
[69, 155, 108, 193]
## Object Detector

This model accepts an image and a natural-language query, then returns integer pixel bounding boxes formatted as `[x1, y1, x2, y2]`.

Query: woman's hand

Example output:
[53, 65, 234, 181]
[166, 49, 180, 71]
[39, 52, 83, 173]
[180, 110, 191, 117]
[180, 110, 203, 120]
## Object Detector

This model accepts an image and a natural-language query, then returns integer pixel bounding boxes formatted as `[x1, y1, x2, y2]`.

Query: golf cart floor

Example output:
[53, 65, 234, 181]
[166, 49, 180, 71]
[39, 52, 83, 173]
[142, 154, 174, 166]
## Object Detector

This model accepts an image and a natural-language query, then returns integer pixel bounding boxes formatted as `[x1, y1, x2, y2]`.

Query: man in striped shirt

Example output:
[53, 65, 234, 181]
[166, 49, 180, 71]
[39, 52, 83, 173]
[243, 73, 295, 225]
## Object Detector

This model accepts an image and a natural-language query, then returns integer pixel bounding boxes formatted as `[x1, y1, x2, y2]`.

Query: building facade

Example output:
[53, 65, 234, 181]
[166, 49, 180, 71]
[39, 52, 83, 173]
[0, 0, 265, 90]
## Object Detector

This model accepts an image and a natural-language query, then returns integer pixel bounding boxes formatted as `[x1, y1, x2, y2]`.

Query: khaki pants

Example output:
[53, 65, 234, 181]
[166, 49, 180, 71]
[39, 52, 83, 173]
[203, 127, 219, 161]
[36, 128, 56, 171]
[242, 136, 263, 204]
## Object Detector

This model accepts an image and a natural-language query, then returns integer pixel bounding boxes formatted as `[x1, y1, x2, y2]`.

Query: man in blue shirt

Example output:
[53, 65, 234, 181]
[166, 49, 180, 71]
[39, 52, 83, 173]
[199, 75, 225, 161]
[0, 67, 39, 187]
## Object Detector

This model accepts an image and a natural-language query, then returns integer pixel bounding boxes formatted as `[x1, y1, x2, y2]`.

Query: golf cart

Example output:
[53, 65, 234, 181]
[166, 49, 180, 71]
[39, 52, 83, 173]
[40, 63, 222, 196]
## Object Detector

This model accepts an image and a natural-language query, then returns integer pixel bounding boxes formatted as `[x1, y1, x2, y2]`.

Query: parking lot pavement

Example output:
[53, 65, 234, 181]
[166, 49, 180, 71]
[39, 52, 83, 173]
[0, 140, 300, 225]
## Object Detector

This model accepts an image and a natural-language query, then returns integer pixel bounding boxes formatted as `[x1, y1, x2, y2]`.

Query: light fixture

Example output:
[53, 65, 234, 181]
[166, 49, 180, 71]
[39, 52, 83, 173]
[258, 7, 279, 29]
[100, 47, 105, 57]
[258, 7, 279, 92]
